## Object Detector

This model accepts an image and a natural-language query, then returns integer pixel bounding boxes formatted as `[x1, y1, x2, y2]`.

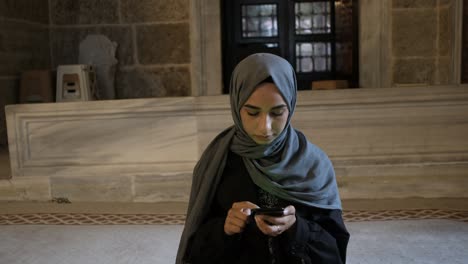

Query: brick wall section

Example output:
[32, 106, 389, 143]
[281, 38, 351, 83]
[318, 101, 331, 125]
[462, 0, 468, 83]
[0, 0, 50, 148]
[391, 0, 454, 85]
[49, 0, 191, 99]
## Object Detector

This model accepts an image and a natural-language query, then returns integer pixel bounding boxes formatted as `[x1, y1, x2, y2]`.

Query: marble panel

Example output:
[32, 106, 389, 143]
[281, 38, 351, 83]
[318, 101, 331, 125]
[121, 0, 189, 23]
[336, 161, 468, 199]
[194, 95, 231, 153]
[6, 97, 198, 178]
[295, 88, 468, 161]
[392, 9, 437, 57]
[339, 172, 468, 199]
[393, 58, 435, 85]
[50, 0, 119, 25]
[50, 175, 132, 202]
[5, 86, 468, 201]
[137, 23, 190, 64]
[195, 86, 468, 165]
[0, 176, 50, 201]
[134, 173, 192, 202]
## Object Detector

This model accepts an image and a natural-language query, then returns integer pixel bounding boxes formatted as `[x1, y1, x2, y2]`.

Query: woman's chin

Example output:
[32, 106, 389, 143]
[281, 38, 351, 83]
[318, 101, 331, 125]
[252, 136, 275, 145]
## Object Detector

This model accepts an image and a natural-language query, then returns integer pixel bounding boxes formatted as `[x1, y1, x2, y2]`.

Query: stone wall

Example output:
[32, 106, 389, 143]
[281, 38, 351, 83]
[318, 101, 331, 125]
[462, 0, 468, 83]
[391, 0, 454, 86]
[0, 0, 50, 148]
[49, 0, 191, 99]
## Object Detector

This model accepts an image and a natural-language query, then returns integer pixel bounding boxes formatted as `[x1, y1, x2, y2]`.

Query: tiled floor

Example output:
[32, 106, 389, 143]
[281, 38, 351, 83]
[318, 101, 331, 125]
[1, 219, 467, 264]
[2, 146, 468, 263]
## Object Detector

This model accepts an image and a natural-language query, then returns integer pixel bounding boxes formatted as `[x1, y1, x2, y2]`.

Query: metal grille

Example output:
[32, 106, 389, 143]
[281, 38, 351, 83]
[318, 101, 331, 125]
[296, 42, 332, 72]
[241, 4, 278, 38]
[295, 1, 331, 35]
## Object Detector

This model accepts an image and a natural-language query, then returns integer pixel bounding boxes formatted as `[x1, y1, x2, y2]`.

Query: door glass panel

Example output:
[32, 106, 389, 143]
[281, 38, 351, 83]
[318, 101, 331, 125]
[296, 42, 332, 72]
[295, 1, 331, 34]
[241, 4, 278, 38]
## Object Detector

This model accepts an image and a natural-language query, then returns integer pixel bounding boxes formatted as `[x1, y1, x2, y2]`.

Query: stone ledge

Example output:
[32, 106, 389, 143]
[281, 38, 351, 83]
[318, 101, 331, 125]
[1, 198, 466, 215]
[1, 209, 467, 225]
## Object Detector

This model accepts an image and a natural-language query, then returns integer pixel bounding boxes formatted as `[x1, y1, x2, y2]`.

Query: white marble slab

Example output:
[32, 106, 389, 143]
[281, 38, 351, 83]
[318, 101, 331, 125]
[4, 85, 468, 201]
[6, 97, 198, 178]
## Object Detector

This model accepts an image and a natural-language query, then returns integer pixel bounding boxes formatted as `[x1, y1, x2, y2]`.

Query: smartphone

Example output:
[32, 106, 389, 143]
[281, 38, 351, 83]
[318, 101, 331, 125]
[251, 207, 285, 217]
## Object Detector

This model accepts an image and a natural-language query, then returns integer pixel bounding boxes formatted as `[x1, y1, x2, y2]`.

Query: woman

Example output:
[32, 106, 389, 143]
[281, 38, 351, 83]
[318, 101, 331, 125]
[176, 53, 349, 264]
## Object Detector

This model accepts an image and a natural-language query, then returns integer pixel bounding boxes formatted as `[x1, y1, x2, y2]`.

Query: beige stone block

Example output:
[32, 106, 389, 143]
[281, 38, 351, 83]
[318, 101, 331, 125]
[50, 0, 119, 25]
[0, 0, 49, 24]
[137, 23, 190, 64]
[438, 0, 453, 7]
[392, 10, 437, 57]
[98, 26, 134, 66]
[359, 0, 389, 88]
[50, 176, 132, 202]
[0, 20, 50, 74]
[393, 58, 435, 84]
[134, 173, 191, 202]
[0, 177, 50, 201]
[121, 0, 189, 23]
[50, 27, 98, 67]
[117, 67, 191, 98]
[392, 0, 437, 8]
[437, 57, 451, 84]
[438, 7, 452, 57]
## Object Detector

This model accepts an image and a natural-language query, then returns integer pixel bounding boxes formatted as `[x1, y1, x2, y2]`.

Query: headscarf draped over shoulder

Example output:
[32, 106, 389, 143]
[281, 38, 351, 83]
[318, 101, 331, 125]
[176, 53, 341, 264]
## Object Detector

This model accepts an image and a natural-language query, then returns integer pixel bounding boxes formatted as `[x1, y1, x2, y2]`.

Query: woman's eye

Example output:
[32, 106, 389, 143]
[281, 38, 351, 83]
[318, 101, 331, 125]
[247, 112, 259, 116]
[271, 111, 284, 117]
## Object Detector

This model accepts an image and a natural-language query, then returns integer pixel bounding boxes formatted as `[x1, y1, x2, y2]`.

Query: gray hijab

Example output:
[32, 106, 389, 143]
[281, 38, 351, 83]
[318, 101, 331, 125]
[176, 53, 341, 264]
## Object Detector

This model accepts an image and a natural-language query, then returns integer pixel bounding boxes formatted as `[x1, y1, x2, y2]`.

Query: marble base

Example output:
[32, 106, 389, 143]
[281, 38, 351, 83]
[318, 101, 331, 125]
[4, 85, 468, 202]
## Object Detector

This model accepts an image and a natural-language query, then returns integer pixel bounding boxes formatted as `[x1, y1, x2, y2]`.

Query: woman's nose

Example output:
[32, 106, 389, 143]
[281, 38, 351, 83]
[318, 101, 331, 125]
[258, 114, 272, 134]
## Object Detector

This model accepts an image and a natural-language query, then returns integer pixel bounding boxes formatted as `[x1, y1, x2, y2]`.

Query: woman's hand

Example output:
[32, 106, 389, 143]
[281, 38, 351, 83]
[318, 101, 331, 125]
[224, 201, 259, 235]
[254, 205, 296, 237]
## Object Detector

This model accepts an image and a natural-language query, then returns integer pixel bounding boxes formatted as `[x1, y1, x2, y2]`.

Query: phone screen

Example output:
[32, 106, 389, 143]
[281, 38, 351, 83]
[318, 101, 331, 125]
[251, 207, 284, 217]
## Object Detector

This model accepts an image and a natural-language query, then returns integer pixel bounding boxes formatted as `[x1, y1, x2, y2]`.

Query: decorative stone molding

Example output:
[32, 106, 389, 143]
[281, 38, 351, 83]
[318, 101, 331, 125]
[6, 98, 198, 179]
[4, 85, 468, 202]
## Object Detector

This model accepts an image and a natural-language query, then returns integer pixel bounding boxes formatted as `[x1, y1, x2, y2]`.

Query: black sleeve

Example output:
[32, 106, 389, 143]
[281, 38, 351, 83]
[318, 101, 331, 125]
[185, 216, 241, 264]
[280, 208, 350, 264]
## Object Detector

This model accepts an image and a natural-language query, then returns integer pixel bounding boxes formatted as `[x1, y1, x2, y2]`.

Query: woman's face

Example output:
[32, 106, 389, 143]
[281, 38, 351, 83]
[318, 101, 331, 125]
[240, 82, 289, 145]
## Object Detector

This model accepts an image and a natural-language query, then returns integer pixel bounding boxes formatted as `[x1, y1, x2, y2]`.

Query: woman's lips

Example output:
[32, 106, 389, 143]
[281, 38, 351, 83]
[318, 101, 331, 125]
[254, 135, 274, 141]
